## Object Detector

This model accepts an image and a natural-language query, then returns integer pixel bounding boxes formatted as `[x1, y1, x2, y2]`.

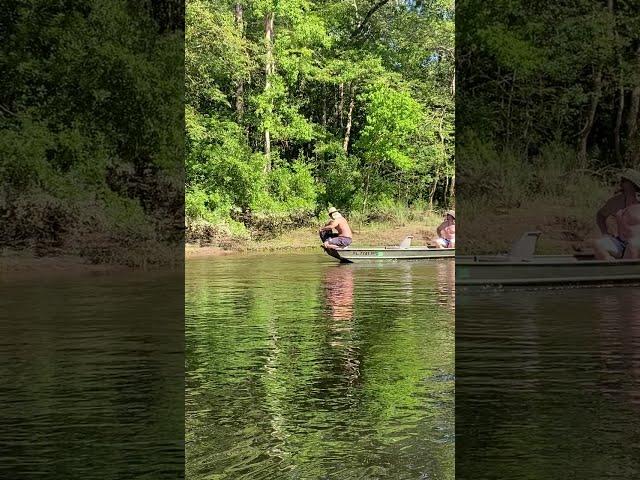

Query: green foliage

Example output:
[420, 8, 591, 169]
[479, 26, 545, 78]
[357, 85, 423, 170]
[459, 0, 640, 165]
[186, 0, 455, 241]
[458, 134, 612, 211]
[316, 147, 360, 211]
[0, 0, 183, 263]
[263, 160, 317, 213]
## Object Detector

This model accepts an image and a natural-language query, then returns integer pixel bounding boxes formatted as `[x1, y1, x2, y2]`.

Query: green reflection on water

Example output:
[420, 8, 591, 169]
[0, 273, 184, 479]
[186, 253, 455, 480]
[456, 287, 640, 479]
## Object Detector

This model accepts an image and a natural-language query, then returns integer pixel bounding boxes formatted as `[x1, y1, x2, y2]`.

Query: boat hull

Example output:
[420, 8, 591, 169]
[457, 255, 640, 286]
[324, 246, 455, 263]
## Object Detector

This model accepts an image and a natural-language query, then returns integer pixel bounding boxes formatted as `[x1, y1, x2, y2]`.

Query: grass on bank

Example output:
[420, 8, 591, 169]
[186, 207, 446, 256]
[458, 139, 627, 255]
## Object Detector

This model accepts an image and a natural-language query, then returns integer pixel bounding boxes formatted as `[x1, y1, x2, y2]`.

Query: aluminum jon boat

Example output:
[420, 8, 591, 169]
[322, 236, 454, 263]
[457, 231, 640, 286]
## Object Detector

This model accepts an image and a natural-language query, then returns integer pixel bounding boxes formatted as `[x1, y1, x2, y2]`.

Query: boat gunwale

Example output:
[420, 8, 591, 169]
[456, 255, 640, 267]
[322, 245, 455, 262]
[342, 247, 455, 252]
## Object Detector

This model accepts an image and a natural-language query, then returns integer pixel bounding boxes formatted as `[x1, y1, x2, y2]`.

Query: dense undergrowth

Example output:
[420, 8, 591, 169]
[0, 0, 183, 267]
[457, 137, 635, 254]
[186, 200, 444, 248]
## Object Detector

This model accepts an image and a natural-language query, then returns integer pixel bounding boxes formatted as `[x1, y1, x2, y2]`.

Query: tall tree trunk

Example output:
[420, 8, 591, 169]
[614, 78, 624, 164]
[234, 2, 245, 121]
[443, 175, 449, 205]
[609, 0, 624, 164]
[450, 175, 455, 201]
[333, 88, 339, 127]
[362, 169, 371, 217]
[429, 175, 439, 209]
[343, 84, 355, 152]
[627, 92, 640, 166]
[624, 47, 640, 166]
[627, 47, 640, 139]
[627, 86, 640, 139]
[506, 72, 516, 145]
[450, 67, 455, 97]
[322, 85, 327, 126]
[577, 68, 602, 167]
[338, 82, 344, 128]
[263, 12, 275, 171]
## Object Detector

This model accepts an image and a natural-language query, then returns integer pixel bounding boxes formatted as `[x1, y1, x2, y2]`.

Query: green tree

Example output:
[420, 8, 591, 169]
[186, 0, 455, 240]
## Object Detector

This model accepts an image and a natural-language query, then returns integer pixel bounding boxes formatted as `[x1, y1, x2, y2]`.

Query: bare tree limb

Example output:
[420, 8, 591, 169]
[351, 0, 391, 39]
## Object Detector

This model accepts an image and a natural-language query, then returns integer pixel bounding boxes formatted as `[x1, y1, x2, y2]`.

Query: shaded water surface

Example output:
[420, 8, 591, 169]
[457, 286, 640, 479]
[0, 272, 184, 479]
[186, 253, 454, 479]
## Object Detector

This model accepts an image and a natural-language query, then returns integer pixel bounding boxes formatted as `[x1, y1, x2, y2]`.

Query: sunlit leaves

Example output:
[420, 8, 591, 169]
[185, 0, 455, 231]
[356, 84, 423, 170]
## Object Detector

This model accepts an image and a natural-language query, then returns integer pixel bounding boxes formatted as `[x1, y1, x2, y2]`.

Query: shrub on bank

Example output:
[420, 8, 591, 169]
[185, 218, 249, 247]
[1, 183, 180, 267]
[458, 136, 615, 209]
[456, 135, 625, 254]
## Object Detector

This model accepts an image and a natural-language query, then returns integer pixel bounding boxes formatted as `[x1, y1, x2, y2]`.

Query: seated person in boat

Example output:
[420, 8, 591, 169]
[319, 207, 353, 250]
[593, 169, 640, 260]
[435, 210, 455, 248]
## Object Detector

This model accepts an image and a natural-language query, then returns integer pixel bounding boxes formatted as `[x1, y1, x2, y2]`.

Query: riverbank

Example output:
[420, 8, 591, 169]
[0, 246, 183, 280]
[186, 217, 443, 258]
[0, 249, 132, 280]
[461, 197, 604, 255]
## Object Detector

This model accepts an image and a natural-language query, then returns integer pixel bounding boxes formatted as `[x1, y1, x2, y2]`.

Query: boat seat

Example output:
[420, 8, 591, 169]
[509, 231, 541, 261]
[398, 235, 413, 248]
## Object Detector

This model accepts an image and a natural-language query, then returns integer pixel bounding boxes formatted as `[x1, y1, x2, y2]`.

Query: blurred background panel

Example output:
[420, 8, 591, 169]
[456, 1, 640, 479]
[0, 0, 184, 478]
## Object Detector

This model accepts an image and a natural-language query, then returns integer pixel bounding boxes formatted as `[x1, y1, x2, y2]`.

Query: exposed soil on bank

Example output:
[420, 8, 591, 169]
[186, 220, 442, 258]
[0, 250, 131, 280]
[461, 199, 601, 255]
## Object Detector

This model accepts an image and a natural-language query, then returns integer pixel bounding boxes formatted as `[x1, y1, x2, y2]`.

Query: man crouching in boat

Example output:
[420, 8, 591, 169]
[435, 210, 455, 248]
[593, 169, 640, 260]
[319, 207, 353, 250]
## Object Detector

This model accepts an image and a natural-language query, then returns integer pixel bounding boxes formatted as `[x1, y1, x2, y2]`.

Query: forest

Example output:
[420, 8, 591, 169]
[186, 0, 455, 242]
[457, 0, 640, 253]
[0, 0, 184, 265]
[458, 0, 640, 206]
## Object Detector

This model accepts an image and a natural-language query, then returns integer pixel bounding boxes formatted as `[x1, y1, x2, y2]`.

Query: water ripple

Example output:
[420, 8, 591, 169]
[186, 253, 455, 479]
[457, 286, 640, 479]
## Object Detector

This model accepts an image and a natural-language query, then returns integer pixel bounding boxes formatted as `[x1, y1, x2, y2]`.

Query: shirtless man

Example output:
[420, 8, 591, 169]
[593, 169, 640, 260]
[435, 210, 455, 248]
[319, 207, 353, 250]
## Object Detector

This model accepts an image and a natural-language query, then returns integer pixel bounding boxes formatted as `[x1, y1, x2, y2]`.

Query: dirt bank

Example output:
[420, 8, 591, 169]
[0, 250, 131, 281]
[186, 220, 441, 258]
[462, 199, 600, 255]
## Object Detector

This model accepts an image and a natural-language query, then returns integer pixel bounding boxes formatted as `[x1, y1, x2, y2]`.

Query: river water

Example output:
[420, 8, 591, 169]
[186, 252, 455, 480]
[0, 271, 184, 478]
[456, 285, 640, 479]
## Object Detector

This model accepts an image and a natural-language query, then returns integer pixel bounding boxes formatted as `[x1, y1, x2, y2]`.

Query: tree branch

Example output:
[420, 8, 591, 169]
[351, 0, 391, 39]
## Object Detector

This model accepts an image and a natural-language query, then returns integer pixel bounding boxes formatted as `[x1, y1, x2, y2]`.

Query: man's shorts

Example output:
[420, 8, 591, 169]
[327, 236, 352, 248]
[436, 237, 453, 248]
[598, 235, 627, 258]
